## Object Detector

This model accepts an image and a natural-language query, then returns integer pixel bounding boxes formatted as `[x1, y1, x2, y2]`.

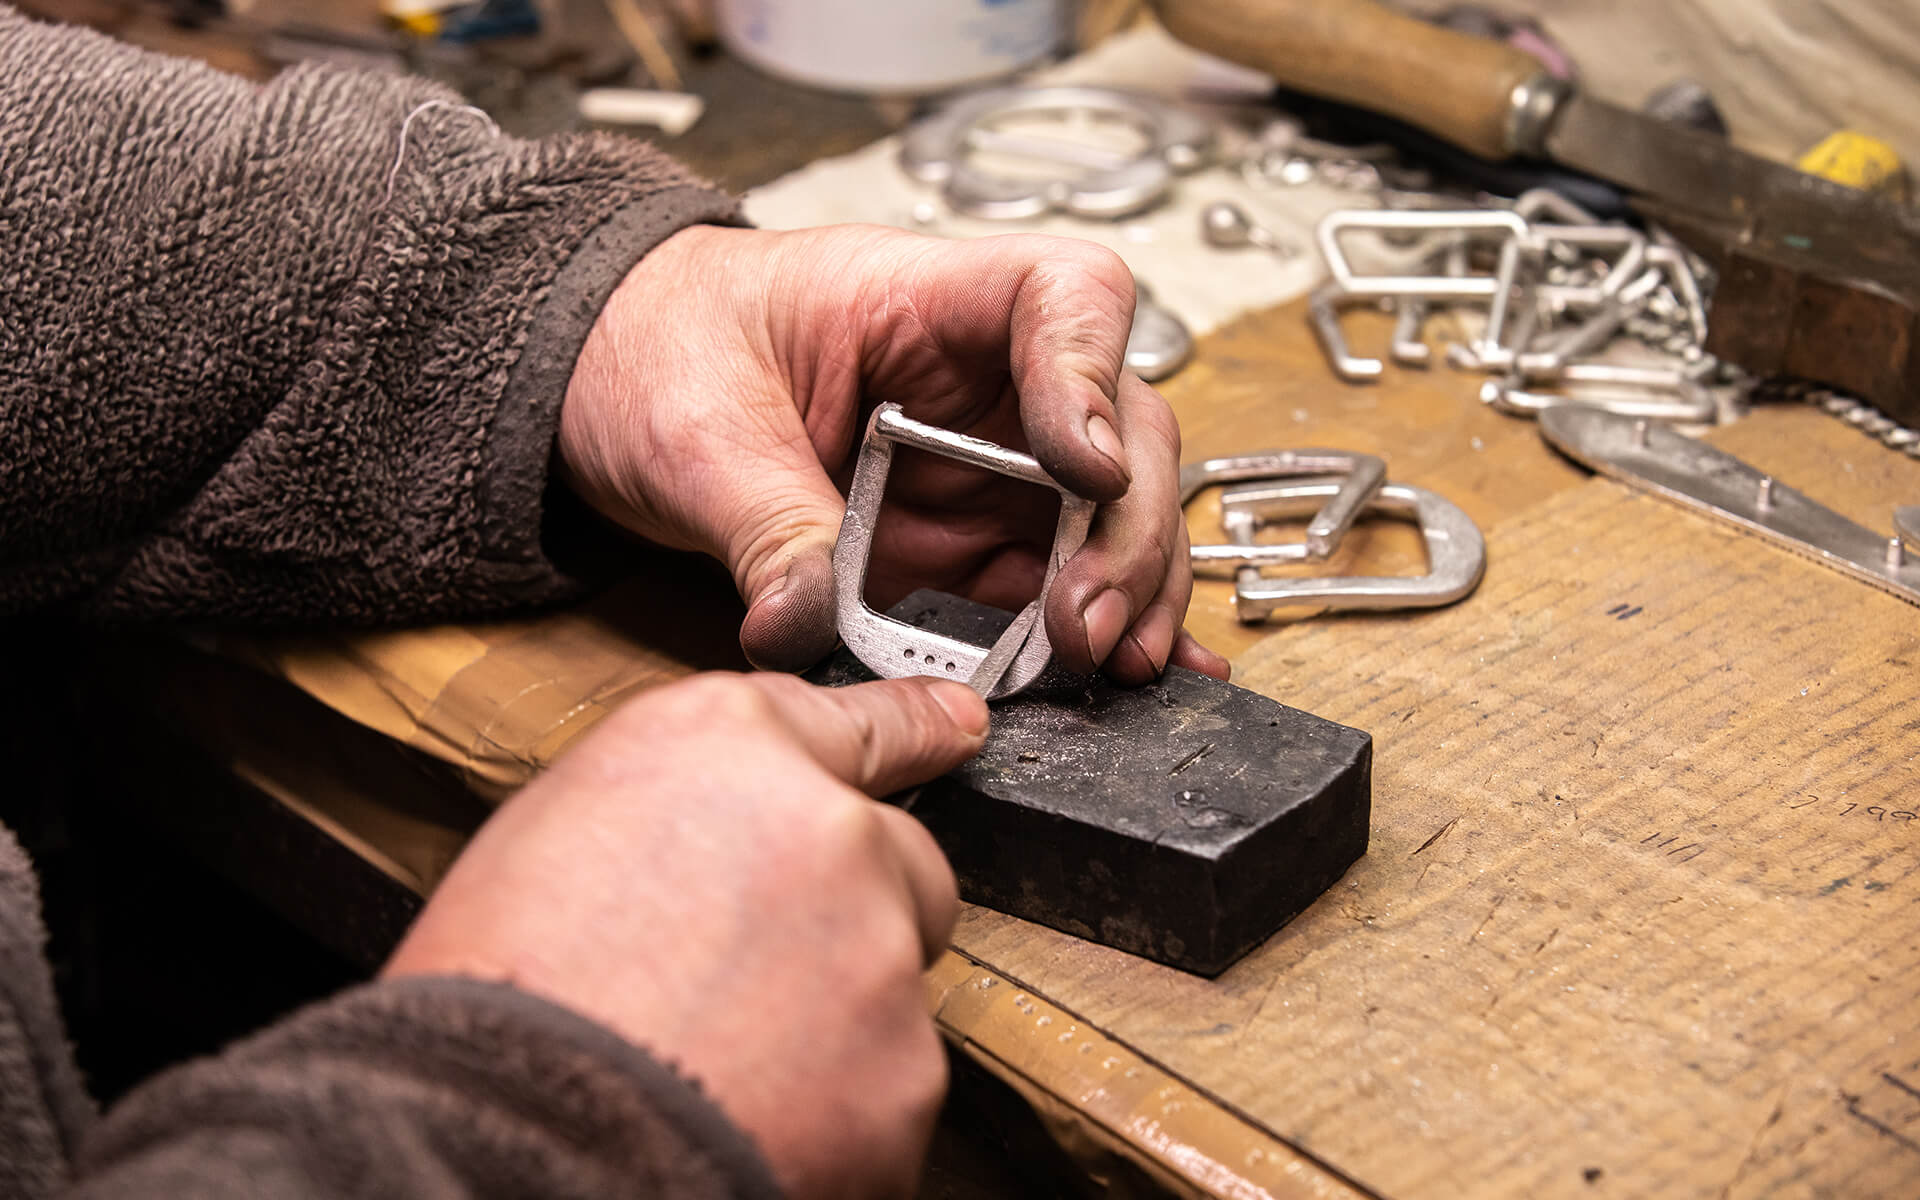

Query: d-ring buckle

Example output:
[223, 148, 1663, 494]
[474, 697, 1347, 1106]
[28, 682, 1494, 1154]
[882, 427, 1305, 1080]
[832, 403, 1095, 700]
[1221, 479, 1486, 621]
[1180, 450, 1387, 575]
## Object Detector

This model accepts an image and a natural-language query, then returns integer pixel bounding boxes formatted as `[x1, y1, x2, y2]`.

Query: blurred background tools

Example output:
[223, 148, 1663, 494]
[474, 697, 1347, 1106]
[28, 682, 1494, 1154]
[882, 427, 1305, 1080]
[1150, 0, 1920, 425]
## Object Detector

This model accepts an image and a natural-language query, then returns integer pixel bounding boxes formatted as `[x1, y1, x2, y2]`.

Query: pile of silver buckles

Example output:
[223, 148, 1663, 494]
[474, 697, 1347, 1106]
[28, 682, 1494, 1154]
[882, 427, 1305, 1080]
[1309, 189, 1740, 425]
[1180, 451, 1485, 623]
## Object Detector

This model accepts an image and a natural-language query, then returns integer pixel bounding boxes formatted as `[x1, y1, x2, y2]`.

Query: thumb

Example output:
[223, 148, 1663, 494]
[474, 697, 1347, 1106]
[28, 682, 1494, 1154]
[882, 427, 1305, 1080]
[752, 671, 975, 965]
[706, 438, 848, 670]
[748, 674, 989, 796]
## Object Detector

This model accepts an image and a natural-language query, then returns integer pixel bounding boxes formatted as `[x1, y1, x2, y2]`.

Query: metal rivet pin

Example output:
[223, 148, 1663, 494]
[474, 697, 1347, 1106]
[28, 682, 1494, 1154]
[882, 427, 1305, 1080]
[1631, 419, 1650, 449]
[1756, 476, 1775, 512]
[1888, 536, 1906, 569]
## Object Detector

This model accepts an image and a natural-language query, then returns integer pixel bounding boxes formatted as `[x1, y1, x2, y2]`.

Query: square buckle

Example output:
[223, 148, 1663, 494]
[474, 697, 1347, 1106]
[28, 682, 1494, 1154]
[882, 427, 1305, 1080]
[1222, 479, 1485, 620]
[832, 403, 1095, 700]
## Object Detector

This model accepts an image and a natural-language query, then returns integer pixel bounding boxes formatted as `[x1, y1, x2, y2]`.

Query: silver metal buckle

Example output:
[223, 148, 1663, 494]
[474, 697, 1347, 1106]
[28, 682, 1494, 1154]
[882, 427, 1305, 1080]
[1124, 285, 1194, 383]
[1318, 198, 1723, 426]
[899, 86, 1214, 221]
[1180, 450, 1387, 574]
[1222, 480, 1487, 621]
[1540, 405, 1920, 607]
[1317, 208, 1530, 300]
[832, 404, 1095, 700]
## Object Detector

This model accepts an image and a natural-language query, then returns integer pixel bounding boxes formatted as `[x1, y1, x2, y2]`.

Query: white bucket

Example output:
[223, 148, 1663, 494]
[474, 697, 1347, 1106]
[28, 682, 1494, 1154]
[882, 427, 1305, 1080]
[715, 0, 1067, 95]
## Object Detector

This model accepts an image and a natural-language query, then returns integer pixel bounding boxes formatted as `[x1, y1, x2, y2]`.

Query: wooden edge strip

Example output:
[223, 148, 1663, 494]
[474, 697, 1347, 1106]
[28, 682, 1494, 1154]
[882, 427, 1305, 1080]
[927, 952, 1376, 1200]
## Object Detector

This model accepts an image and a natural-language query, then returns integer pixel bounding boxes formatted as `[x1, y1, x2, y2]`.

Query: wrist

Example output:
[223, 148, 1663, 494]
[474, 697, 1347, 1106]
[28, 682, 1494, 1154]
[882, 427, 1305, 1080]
[557, 223, 747, 538]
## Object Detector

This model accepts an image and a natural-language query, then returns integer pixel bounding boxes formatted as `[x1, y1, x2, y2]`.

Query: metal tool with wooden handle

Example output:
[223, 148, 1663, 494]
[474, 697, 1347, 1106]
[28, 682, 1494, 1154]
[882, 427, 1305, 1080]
[1152, 0, 1920, 423]
[1155, 0, 1550, 160]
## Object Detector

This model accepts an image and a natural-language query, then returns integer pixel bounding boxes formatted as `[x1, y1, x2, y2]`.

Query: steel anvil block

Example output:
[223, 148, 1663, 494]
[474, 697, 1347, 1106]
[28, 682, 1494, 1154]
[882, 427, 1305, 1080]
[808, 591, 1371, 975]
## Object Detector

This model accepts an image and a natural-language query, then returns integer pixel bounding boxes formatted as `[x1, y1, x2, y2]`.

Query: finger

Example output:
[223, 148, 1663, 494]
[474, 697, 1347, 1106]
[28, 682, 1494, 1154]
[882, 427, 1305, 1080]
[1006, 240, 1137, 501]
[892, 235, 1137, 501]
[1169, 631, 1232, 680]
[873, 804, 961, 964]
[711, 409, 849, 672]
[1100, 519, 1196, 685]
[739, 543, 840, 672]
[749, 674, 989, 796]
[1043, 373, 1185, 675]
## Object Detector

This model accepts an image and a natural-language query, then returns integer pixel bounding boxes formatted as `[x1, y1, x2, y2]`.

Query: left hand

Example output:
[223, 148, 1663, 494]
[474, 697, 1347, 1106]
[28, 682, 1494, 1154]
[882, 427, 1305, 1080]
[387, 671, 982, 1199]
[558, 223, 1228, 685]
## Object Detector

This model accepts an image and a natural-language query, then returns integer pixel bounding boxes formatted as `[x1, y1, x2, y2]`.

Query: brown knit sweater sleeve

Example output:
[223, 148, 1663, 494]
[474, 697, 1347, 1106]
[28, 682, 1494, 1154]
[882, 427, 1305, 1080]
[0, 4, 740, 625]
[69, 977, 785, 1200]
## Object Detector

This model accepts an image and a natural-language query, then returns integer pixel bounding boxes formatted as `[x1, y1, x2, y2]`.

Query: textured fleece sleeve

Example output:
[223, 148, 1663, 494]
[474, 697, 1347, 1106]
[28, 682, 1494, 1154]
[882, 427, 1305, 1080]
[70, 976, 784, 1200]
[0, 5, 741, 625]
[0, 825, 97, 1200]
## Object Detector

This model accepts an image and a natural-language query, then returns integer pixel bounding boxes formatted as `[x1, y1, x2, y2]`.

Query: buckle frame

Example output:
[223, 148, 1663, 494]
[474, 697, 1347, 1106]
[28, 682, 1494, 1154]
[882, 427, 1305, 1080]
[1180, 450, 1387, 575]
[832, 403, 1095, 700]
[1221, 479, 1486, 621]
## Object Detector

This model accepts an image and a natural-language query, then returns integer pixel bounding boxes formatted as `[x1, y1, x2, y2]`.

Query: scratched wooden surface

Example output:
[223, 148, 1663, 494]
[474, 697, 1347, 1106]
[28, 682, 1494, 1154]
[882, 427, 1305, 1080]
[207, 295, 1920, 1196]
[956, 394, 1920, 1196]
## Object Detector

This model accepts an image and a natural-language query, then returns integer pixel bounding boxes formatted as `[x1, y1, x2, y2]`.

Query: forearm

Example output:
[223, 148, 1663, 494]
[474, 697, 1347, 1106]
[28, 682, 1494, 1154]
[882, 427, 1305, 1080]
[0, 4, 738, 625]
[69, 977, 782, 1199]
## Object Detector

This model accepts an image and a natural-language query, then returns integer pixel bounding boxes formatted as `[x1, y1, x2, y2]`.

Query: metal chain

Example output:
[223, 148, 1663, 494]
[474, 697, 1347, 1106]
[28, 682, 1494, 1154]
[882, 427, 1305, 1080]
[1756, 378, 1920, 459]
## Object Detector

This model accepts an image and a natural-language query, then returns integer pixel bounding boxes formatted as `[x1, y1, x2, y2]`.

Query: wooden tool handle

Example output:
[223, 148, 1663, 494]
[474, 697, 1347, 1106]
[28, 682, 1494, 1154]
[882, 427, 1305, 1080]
[1151, 0, 1545, 160]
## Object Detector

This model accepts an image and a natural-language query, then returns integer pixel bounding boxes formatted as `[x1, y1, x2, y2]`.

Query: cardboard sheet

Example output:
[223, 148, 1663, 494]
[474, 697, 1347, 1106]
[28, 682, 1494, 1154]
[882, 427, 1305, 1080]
[216, 564, 749, 801]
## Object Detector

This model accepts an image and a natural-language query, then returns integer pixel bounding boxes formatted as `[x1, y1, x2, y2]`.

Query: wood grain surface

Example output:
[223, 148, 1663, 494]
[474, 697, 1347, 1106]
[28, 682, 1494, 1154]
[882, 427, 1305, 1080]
[957, 367, 1920, 1195]
[215, 294, 1920, 1196]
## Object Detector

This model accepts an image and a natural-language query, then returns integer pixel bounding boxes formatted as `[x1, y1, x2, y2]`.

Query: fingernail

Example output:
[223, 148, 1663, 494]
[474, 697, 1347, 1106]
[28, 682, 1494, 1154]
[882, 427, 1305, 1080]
[1199, 646, 1232, 681]
[927, 680, 990, 738]
[1082, 588, 1131, 666]
[1127, 605, 1176, 674]
[1086, 413, 1127, 474]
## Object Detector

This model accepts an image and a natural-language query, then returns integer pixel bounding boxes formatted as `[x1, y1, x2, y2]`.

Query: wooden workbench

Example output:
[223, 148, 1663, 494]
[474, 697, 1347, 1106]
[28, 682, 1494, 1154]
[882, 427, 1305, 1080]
[34, 3, 1915, 1191]
[140, 297, 1920, 1198]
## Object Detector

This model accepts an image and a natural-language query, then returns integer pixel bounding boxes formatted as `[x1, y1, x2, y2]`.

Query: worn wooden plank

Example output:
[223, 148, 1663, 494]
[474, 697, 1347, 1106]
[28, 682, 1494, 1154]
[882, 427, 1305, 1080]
[955, 404, 1920, 1197]
[184, 292, 1920, 1195]
[927, 952, 1373, 1200]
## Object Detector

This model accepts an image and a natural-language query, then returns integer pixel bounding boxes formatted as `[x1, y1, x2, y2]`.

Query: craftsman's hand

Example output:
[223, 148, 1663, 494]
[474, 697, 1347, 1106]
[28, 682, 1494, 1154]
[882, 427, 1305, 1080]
[385, 671, 984, 1200]
[559, 223, 1229, 684]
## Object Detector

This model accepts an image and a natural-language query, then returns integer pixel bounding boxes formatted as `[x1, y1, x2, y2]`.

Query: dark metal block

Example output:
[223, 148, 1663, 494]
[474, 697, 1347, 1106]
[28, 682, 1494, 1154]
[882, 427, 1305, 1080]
[807, 591, 1371, 976]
